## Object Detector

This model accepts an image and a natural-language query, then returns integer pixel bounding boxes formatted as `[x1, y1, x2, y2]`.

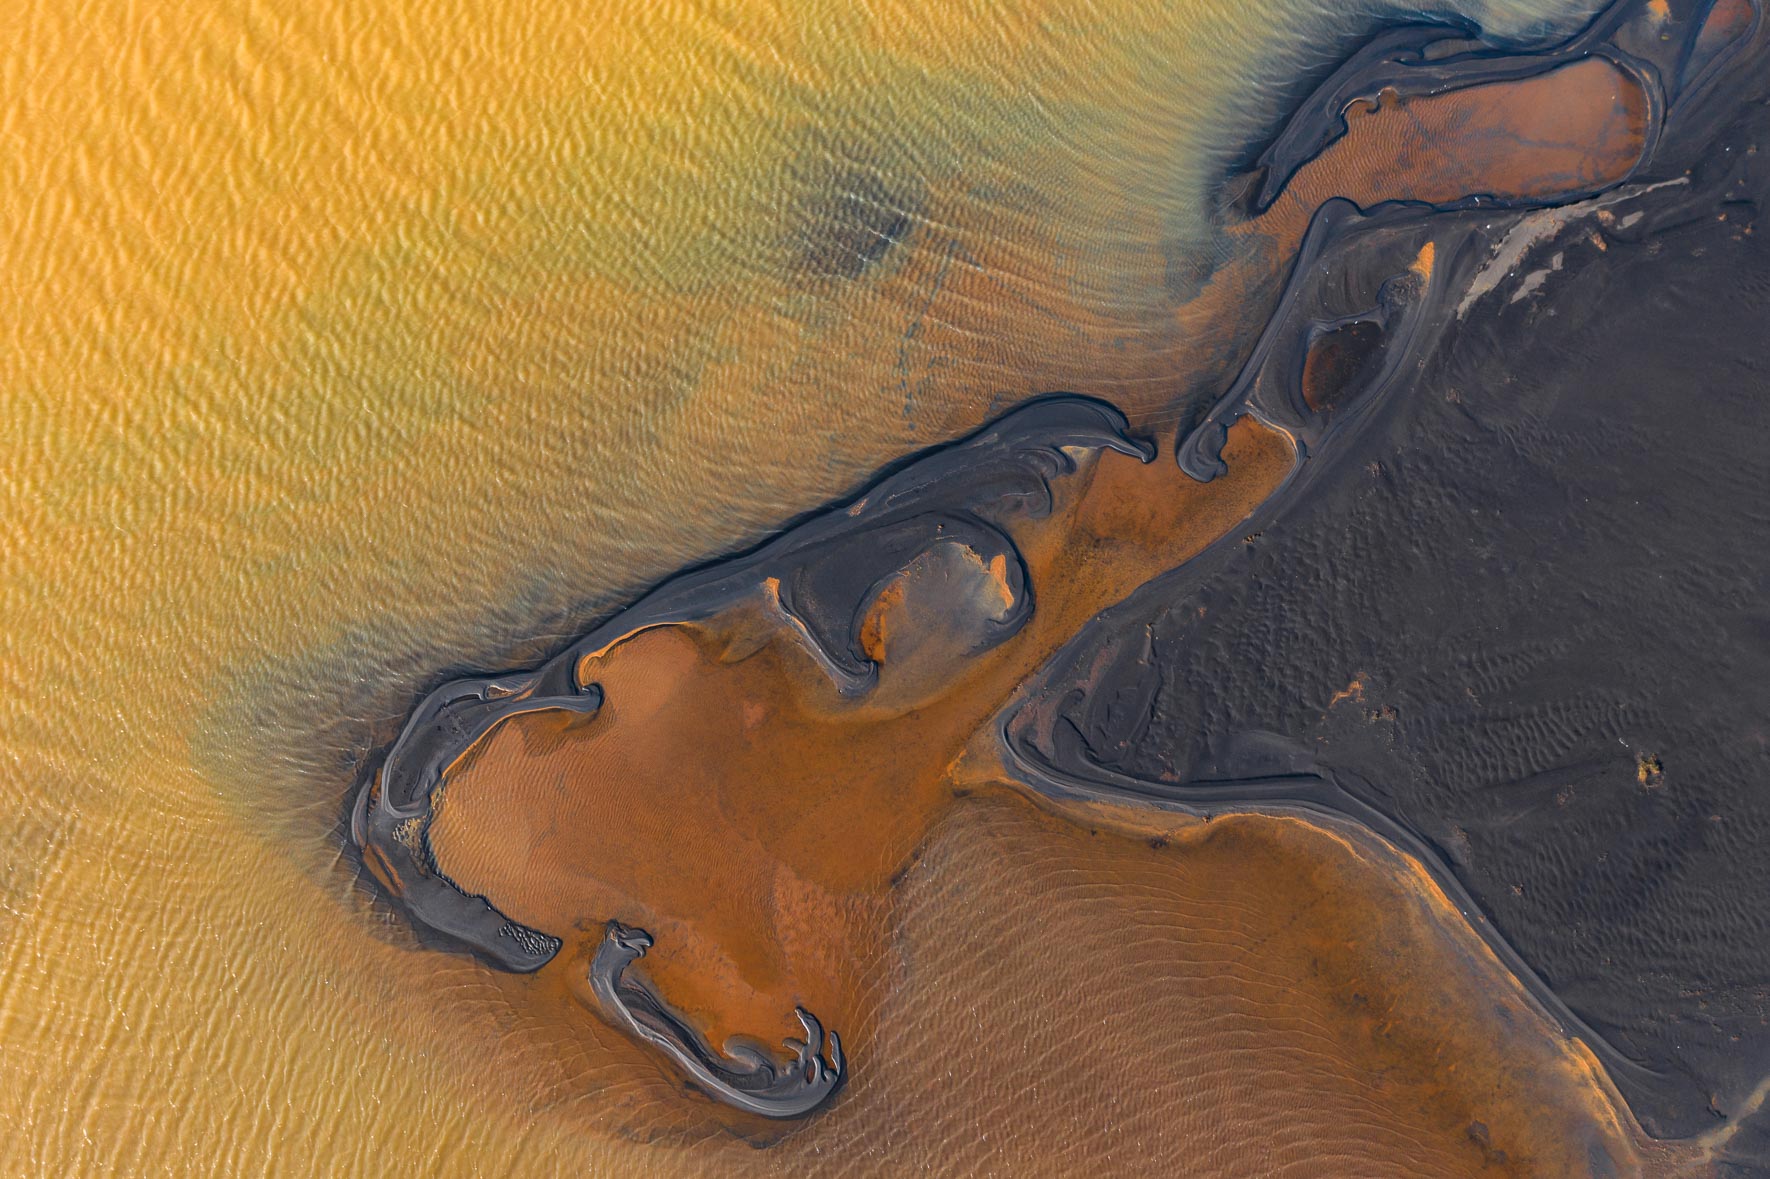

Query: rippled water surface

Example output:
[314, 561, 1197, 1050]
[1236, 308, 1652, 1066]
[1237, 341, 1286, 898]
[1, 0, 1643, 1172]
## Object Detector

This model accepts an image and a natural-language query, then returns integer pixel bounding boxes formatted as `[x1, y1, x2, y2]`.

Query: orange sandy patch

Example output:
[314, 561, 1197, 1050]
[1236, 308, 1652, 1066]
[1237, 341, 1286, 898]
[429, 420, 1294, 1053]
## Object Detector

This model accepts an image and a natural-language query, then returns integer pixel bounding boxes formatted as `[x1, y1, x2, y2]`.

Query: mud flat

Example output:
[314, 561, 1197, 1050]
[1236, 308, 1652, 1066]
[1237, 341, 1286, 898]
[1009, 0, 1770, 1148]
[343, 0, 1767, 1164]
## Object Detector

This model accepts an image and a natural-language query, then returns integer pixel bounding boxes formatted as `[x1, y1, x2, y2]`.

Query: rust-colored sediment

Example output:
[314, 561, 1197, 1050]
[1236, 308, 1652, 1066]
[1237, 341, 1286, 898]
[1696, 0, 1758, 62]
[1263, 58, 1647, 228]
[417, 31, 1672, 1165]
[1151, 55, 1648, 438]
[789, 795, 1671, 1177]
[426, 794, 1678, 1173]
[430, 419, 1295, 1053]
[1301, 320, 1385, 411]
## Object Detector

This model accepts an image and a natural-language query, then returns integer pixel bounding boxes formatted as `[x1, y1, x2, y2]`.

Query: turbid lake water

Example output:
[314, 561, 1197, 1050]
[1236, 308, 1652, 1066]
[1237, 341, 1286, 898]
[1, 0, 1674, 1173]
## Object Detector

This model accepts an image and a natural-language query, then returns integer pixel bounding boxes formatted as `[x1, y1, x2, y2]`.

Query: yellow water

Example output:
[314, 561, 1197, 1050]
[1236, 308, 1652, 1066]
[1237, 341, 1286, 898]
[0, 0, 1653, 1173]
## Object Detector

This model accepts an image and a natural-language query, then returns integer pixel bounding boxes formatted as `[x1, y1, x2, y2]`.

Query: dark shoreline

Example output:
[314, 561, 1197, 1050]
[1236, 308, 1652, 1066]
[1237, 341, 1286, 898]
[1005, 8, 1770, 1141]
[338, 0, 1766, 1141]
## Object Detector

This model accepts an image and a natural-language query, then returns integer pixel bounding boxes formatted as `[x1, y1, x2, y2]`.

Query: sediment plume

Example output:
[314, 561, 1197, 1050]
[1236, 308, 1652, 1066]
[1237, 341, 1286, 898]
[344, 0, 1766, 1165]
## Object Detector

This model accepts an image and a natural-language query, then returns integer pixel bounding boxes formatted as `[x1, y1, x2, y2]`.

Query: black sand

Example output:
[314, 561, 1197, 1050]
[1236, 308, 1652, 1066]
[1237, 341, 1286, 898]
[266, 0, 1770, 1146]
[1011, 45, 1770, 1144]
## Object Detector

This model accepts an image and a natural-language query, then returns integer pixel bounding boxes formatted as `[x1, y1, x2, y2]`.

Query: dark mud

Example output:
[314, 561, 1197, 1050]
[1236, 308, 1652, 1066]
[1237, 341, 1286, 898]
[332, 0, 1768, 1146]
[1008, 25, 1770, 1145]
[353, 396, 1177, 1116]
